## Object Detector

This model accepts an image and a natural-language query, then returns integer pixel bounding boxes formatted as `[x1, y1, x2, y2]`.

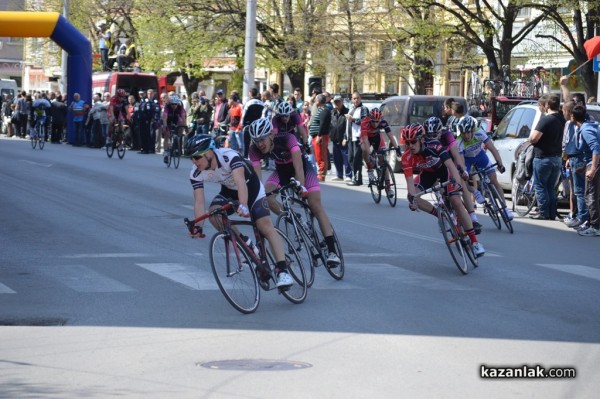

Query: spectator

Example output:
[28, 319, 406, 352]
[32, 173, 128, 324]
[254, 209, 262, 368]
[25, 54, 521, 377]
[293, 88, 304, 111]
[241, 87, 268, 158]
[330, 95, 352, 182]
[86, 93, 108, 147]
[345, 92, 369, 186]
[308, 94, 332, 181]
[571, 104, 600, 236]
[16, 91, 28, 138]
[193, 94, 213, 135]
[562, 101, 587, 228]
[529, 95, 565, 220]
[227, 94, 243, 153]
[69, 93, 87, 146]
[269, 83, 283, 109]
[97, 23, 111, 72]
[50, 94, 67, 143]
[212, 89, 229, 136]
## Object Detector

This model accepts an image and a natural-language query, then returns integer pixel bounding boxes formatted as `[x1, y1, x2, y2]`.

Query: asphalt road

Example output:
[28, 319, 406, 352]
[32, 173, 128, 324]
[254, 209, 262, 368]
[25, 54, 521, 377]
[1, 137, 598, 398]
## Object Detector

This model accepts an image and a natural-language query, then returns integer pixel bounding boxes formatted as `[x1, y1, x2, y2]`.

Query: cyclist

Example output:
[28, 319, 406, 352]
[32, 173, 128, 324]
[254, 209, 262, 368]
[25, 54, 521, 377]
[272, 102, 309, 151]
[31, 93, 51, 140]
[423, 116, 482, 234]
[107, 88, 129, 143]
[401, 123, 485, 257]
[360, 108, 400, 198]
[456, 116, 514, 221]
[188, 134, 293, 288]
[162, 94, 187, 163]
[248, 117, 342, 268]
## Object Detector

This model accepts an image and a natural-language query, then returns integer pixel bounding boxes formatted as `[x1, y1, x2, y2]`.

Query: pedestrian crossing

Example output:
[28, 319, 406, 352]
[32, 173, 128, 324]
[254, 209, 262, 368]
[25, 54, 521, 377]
[1, 259, 598, 294]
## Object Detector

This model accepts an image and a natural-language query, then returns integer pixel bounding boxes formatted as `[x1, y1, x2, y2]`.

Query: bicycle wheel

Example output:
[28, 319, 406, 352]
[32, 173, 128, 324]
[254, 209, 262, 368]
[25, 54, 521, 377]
[209, 232, 260, 314]
[438, 207, 469, 275]
[513, 179, 536, 217]
[384, 163, 397, 207]
[483, 186, 501, 229]
[117, 133, 126, 159]
[369, 166, 382, 204]
[276, 212, 317, 288]
[31, 127, 37, 149]
[38, 126, 45, 150]
[173, 136, 181, 169]
[310, 213, 345, 280]
[106, 137, 114, 158]
[490, 184, 513, 233]
[268, 227, 307, 304]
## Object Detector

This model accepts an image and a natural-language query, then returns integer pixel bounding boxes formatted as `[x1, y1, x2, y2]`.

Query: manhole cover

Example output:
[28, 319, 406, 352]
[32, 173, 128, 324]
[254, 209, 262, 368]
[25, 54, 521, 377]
[199, 359, 312, 371]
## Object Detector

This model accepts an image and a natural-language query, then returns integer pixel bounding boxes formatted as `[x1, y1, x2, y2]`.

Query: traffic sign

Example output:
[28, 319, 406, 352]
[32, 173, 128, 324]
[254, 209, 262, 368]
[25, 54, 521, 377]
[594, 55, 600, 72]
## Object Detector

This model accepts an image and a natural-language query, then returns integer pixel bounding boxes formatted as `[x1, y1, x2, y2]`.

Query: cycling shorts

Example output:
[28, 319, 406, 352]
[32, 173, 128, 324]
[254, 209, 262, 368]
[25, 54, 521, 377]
[265, 159, 320, 194]
[366, 134, 385, 151]
[415, 170, 462, 197]
[465, 151, 494, 176]
[210, 184, 270, 221]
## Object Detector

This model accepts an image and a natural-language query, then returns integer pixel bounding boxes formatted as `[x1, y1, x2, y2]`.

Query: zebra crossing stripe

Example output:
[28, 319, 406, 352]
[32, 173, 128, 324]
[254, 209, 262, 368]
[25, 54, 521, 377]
[536, 264, 600, 282]
[45, 265, 135, 292]
[0, 282, 16, 294]
[136, 263, 216, 290]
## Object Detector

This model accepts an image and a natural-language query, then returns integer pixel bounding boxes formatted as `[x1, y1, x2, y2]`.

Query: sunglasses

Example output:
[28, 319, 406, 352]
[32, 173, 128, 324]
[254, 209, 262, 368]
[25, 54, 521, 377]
[280, 114, 290, 118]
[192, 154, 204, 160]
[370, 120, 380, 124]
[406, 139, 419, 145]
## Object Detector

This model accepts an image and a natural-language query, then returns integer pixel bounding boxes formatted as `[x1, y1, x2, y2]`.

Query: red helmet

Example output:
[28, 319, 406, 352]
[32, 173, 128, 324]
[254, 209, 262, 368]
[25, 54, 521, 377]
[369, 108, 382, 122]
[401, 123, 425, 142]
[116, 88, 127, 97]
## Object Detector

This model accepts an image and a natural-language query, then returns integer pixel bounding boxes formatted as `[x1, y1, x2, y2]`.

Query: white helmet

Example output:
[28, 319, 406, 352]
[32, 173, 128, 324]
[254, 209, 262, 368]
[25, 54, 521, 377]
[249, 118, 272, 142]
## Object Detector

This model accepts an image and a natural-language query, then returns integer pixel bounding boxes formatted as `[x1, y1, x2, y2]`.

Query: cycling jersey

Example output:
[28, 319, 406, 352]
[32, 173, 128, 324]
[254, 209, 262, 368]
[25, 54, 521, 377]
[32, 98, 51, 119]
[190, 148, 268, 220]
[457, 128, 490, 159]
[360, 117, 391, 138]
[439, 128, 458, 151]
[401, 140, 451, 178]
[163, 104, 186, 126]
[272, 112, 302, 135]
[109, 95, 128, 120]
[248, 132, 320, 193]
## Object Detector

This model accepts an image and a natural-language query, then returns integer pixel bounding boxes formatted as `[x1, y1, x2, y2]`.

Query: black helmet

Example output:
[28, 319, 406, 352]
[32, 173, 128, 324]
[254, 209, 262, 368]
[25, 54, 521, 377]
[190, 134, 215, 157]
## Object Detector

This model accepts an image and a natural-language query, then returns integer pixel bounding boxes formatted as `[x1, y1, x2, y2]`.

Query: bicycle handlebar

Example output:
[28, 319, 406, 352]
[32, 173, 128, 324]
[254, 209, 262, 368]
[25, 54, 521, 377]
[183, 201, 238, 233]
[414, 180, 452, 198]
[265, 177, 303, 197]
[469, 162, 499, 177]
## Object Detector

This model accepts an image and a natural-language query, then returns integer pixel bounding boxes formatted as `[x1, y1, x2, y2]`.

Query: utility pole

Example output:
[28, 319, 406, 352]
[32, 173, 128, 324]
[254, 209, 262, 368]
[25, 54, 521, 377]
[242, 0, 256, 103]
[60, 0, 69, 95]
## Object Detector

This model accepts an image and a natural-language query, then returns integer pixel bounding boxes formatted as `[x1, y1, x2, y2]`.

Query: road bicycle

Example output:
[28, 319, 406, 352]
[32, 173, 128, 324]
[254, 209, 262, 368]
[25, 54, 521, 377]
[462, 65, 486, 114]
[414, 180, 478, 275]
[106, 120, 127, 159]
[368, 147, 398, 207]
[511, 165, 567, 218]
[184, 201, 307, 314]
[471, 163, 514, 233]
[30, 114, 46, 150]
[166, 124, 181, 168]
[273, 179, 344, 287]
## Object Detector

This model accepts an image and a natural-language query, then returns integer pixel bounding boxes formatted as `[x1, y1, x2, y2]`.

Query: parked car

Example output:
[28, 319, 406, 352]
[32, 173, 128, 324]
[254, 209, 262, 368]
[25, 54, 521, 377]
[380, 95, 468, 172]
[492, 101, 600, 191]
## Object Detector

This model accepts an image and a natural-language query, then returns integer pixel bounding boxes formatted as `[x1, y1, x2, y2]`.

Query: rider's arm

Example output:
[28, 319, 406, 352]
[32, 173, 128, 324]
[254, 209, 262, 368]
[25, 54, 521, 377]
[291, 147, 306, 186]
[386, 130, 398, 148]
[232, 166, 249, 211]
[297, 122, 308, 144]
[484, 138, 504, 169]
[444, 157, 463, 184]
[193, 187, 206, 229]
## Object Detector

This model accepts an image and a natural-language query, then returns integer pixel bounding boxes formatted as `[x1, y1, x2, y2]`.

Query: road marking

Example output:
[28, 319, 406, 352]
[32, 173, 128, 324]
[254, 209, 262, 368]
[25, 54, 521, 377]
[536, 264, 600, 282]
[63, 253, 151, 259]
[136, 263, 216, 290]
[45, 265, 135, 292]
[20, 160, 53, 167]
[0, 282, 16, 294]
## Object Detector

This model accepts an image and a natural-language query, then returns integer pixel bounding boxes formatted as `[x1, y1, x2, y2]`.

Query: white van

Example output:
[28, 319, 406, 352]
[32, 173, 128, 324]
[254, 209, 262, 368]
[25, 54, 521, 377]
[0, 78, 19, 100]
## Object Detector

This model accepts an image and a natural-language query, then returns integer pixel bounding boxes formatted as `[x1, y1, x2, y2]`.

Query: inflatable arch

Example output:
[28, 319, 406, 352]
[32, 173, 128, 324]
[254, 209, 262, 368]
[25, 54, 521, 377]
[0, 11, 92, 144]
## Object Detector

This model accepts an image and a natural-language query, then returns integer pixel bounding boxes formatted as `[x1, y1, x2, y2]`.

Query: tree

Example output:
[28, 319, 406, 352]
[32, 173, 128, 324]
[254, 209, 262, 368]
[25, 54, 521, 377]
[537, 1, 600, 97]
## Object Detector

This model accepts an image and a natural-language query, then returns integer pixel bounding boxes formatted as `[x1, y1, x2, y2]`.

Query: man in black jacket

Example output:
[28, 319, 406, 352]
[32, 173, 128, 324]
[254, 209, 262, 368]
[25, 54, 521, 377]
[330, 95, 351, 181]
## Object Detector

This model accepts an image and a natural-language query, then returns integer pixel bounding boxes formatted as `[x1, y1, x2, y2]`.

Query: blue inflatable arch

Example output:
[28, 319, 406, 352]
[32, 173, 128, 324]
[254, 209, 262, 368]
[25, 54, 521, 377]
[0, 11, 92, 144]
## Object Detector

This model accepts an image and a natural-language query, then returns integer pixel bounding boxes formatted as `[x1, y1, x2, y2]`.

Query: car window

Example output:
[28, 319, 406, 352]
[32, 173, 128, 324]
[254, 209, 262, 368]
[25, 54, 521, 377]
[381, 100, 405, 126]
[495, 108, 522, 139]
[516, 108, 537, 138]
[587, 108, 600, 123]
[408, 101, 438, 125]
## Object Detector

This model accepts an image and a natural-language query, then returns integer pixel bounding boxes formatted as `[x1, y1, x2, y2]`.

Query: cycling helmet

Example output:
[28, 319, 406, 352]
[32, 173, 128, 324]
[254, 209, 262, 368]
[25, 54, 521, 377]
[369, 108, 382, 122]
[249, 118, 273, 142]
[277, 102, 293, 116]
[401, 123, 425, 142]
[457, 116, 478, 135]
[423, 117, 443, 139]
[169, 95, 182, 105]
[190, 134, 215, 157]
[116, 88, 127, 97]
